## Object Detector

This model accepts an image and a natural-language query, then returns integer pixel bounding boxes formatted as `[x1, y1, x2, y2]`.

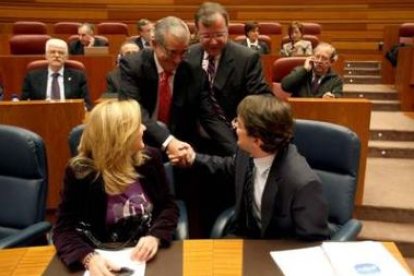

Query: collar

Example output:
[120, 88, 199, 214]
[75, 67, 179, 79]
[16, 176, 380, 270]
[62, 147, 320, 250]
[247, 39, 259, 48]
[153, 52, 175, 75]
[203, 51, 221, 61]
[253, 154, 276, 177]
[48, 66, 64, 77]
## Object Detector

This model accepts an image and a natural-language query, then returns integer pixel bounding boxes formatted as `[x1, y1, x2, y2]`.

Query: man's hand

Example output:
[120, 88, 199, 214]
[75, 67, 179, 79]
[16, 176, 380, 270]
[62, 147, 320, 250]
[166, 138, 193, 167]
[87, 254, 120, 276]
[131, 235, 160, 262]
[322, 92, 335, 98]
[168, 143, 195, 167]
[304, 56, 316, 72]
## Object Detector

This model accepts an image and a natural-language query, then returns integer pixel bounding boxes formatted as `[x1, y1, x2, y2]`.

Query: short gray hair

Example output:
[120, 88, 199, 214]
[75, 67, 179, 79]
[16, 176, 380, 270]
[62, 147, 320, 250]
[45, 38, 68, 54]
[314, 42, 338, 62]
[153, 16, 190, 47]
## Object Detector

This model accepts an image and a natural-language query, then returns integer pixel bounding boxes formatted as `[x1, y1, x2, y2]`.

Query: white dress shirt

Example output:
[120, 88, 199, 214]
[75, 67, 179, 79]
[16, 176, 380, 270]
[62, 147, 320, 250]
[46, 67, 65, 100]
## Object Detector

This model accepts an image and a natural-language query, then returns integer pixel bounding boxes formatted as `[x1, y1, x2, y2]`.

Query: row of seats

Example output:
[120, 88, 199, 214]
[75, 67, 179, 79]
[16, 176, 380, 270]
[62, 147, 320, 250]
[0, 116, 362, 248]
[11, 20, 322, 36]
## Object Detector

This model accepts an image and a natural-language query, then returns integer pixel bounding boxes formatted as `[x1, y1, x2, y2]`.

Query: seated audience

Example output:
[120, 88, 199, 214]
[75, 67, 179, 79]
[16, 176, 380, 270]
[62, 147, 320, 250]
[171, 94, 330, 241]
[281, 42, 343, 98]
[239, 21, 270, 55]
[281, 22, 313, 57]
[106, 42, 140, 94]
[69, 23, 108, 55]
[53, 99, 179, 273]
[133, 19, 154, 49]
[20, 38, 92, 110]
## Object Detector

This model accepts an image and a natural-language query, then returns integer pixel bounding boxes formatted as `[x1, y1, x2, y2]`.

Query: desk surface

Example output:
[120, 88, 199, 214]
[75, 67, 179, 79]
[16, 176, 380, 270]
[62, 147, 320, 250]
[0, 240, 410, 276]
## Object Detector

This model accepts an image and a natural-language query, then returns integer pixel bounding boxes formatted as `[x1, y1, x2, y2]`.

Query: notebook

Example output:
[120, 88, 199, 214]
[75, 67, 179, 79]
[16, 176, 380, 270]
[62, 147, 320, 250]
[84, 46, 109, 56]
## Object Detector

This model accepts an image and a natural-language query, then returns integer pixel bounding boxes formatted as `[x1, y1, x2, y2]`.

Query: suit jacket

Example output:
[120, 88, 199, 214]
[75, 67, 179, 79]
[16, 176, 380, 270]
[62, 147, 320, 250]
[186, 41, 272, 155]
[133, 36, 150, 50]
[194, 144, 330, 241]
[281, 66, 343, 98]
[53, 147, 179, 268]
[239, 39, 270, 55]
[119, 48, 209, 148]
[20, 67, 92, 110]
[106, 67, 121, 93]
[68, 37, 108, 55]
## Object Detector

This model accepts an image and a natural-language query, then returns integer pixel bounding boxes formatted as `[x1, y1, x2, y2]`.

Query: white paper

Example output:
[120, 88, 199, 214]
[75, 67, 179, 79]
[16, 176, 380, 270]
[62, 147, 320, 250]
[271, 241, 411, 276]
[322, 241, 411, 276]
[270, 246, 335, 276]
[83, 248, 145, 276]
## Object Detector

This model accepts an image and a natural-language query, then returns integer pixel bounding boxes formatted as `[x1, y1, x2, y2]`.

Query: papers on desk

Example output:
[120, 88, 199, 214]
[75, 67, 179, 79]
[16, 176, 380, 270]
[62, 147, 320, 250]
[270, 241, 411, 276]
[83, 248, 145, 276]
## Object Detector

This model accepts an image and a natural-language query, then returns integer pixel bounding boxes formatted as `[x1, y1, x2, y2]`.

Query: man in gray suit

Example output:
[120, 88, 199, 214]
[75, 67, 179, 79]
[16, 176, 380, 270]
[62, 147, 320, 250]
[173, 95, 330, 240]
[186, 2, 272, 157]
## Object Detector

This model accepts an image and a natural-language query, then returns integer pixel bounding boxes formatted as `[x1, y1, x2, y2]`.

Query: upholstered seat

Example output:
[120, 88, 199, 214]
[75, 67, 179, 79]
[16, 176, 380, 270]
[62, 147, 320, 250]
[26, 59, 85, 72]
[302, 22, 322, 36]
[211, 119, 362, 241]
[271, 57, 307, 99]
[281, 34, 320, 49]
[97, 22, 129, 35]
[228, 23, 245, 35]
[67, 34, 109, 46]
[399, 23, 414, 45]
[9, 34, 51, 55]
[258, 22, 282, 35]
[12, 21, 47, 35]
[0, 125, 51, 248]
[53, 22, 81, 34]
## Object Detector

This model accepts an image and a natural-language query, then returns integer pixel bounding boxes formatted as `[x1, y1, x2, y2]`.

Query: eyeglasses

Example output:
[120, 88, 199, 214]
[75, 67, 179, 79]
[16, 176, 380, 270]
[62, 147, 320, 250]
[162, 46, 188, 58]
[231, 118, 239, 129]
[313, 54, 330, 63]
[198, 31, 228, 41]
[47, 50, 66, 56]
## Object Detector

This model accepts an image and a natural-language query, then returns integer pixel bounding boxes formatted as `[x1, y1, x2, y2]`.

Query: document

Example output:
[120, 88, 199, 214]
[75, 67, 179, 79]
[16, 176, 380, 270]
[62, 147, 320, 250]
[83, 248, 145, 276]
[270, 241, 411, 276]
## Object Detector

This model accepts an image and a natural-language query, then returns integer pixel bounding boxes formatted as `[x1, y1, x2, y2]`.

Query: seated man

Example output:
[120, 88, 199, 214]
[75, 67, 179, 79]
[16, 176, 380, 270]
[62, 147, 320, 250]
[133, 19, 154, 49]
[21, 38, 92, 110]
[239, 21, 270, 55]
[106, 41, 140, 94]
[281, 42, 343, 98]
[172, 95, 330, 241]
[69, 23, 108, 55]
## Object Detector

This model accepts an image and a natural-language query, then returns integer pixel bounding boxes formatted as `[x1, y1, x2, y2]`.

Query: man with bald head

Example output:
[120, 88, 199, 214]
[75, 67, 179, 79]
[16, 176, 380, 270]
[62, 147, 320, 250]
[21, 38, 92, 110]
[281, 42, 343, 98]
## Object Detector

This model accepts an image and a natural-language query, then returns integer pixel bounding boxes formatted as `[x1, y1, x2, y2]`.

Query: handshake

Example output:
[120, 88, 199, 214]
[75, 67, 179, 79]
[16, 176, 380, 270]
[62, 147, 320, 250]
[166, 138, 196, 167]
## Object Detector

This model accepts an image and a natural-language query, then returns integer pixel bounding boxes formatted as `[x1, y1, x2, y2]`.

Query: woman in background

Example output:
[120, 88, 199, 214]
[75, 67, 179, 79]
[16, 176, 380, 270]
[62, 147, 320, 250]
[281, 22, 313, 57]
[240, 21, 270, 55]
[53, 99, 178, 275]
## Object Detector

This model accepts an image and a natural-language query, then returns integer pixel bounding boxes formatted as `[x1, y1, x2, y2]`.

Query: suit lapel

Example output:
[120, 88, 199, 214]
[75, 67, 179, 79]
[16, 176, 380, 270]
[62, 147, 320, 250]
[213, 42, 234, 92]
[260, 155, 282, 235]
[39, 70, 48, 99]
[63, 69, 72, 99]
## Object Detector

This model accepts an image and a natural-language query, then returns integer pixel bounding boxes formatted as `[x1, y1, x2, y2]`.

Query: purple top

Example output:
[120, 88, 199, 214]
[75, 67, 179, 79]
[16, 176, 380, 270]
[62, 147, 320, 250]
[106, 180, 153, 225]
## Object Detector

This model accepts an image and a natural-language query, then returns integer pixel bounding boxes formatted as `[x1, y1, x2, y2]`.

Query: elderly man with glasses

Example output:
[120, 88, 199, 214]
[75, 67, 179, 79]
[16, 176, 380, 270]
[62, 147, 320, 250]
[281, 42, 343, 98]
[119, 16, 209, 163]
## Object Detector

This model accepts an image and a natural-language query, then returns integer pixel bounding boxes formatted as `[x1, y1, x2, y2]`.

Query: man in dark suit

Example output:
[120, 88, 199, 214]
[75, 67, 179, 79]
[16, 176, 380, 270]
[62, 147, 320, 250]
[173, 95, 330, 240]
[21, 38, 92, 110]
[69, 23, 108, 55]
[106, 41, 140, 94]
[239, 21, 270, 55]
[133, 19, 154, 50]
[186, 2, 272, 157]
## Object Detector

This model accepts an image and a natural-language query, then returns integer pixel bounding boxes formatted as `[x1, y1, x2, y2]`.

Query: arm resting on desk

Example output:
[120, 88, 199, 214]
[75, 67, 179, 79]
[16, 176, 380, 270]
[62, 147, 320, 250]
[330, 219, 362, 241]
[0, 221, 52, 249]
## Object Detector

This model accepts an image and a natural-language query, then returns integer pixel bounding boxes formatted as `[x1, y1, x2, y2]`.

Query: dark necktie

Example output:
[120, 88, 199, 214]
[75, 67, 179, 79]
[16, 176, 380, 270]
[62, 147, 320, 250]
[158, 72, 172, 124]
[244, 157, 259, 236]
[311, 75, 321, 95]
[207, 56, 228, 125]
[51, 72, 61, 100]
[250, 45, 259, 51]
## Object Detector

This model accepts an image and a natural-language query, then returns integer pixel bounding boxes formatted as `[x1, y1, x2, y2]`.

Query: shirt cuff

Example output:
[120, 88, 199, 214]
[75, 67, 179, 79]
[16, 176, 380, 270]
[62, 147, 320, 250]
[162, 135, 174, 151]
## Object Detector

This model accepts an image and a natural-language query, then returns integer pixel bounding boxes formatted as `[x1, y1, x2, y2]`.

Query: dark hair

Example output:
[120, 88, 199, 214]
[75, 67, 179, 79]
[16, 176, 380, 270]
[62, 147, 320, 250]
[288, 21, 304, 40]
[237, 95, 293, 153]
[194, 2, 229, 28]
[136, 19, 151, 31]
[244, 21, 259, 36]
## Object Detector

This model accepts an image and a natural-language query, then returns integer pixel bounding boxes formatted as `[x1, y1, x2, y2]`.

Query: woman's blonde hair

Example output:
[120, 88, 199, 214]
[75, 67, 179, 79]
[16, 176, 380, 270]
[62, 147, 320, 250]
[70, 99, 146, 194]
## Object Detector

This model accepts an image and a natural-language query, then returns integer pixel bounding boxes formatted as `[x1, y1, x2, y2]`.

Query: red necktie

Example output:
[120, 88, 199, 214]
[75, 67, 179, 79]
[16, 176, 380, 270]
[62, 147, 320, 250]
[158, 72, 172, 124]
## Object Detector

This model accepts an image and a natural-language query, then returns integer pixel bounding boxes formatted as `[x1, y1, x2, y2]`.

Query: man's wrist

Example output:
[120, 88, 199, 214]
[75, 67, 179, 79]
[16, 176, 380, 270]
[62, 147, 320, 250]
[82, 251, 98, 269]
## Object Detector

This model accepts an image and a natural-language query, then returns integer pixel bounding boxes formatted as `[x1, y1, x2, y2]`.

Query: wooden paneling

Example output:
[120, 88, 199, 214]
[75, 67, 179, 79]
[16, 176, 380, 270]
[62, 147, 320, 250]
[0, 101, 85, 209]
[395, 46, 414, 111]
[288, 98, 372, 205]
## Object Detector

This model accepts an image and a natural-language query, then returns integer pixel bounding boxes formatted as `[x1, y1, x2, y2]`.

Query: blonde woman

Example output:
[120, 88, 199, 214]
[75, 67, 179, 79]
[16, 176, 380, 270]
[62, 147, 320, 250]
[281, 22, 313, 57]
[53, 99, 178, 274]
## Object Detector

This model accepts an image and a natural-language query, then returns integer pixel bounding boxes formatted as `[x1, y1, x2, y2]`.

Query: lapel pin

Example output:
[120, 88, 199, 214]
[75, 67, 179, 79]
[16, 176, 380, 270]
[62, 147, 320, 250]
[68, 77, 72, 81]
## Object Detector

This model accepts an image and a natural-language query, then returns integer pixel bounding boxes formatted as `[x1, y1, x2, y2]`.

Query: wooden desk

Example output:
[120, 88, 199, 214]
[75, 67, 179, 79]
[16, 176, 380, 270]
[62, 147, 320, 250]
[0, 240, 410, 276]
[0, 100, 85, 209]
[288, 98, 371, 205]
[0, 55, 116, 103]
